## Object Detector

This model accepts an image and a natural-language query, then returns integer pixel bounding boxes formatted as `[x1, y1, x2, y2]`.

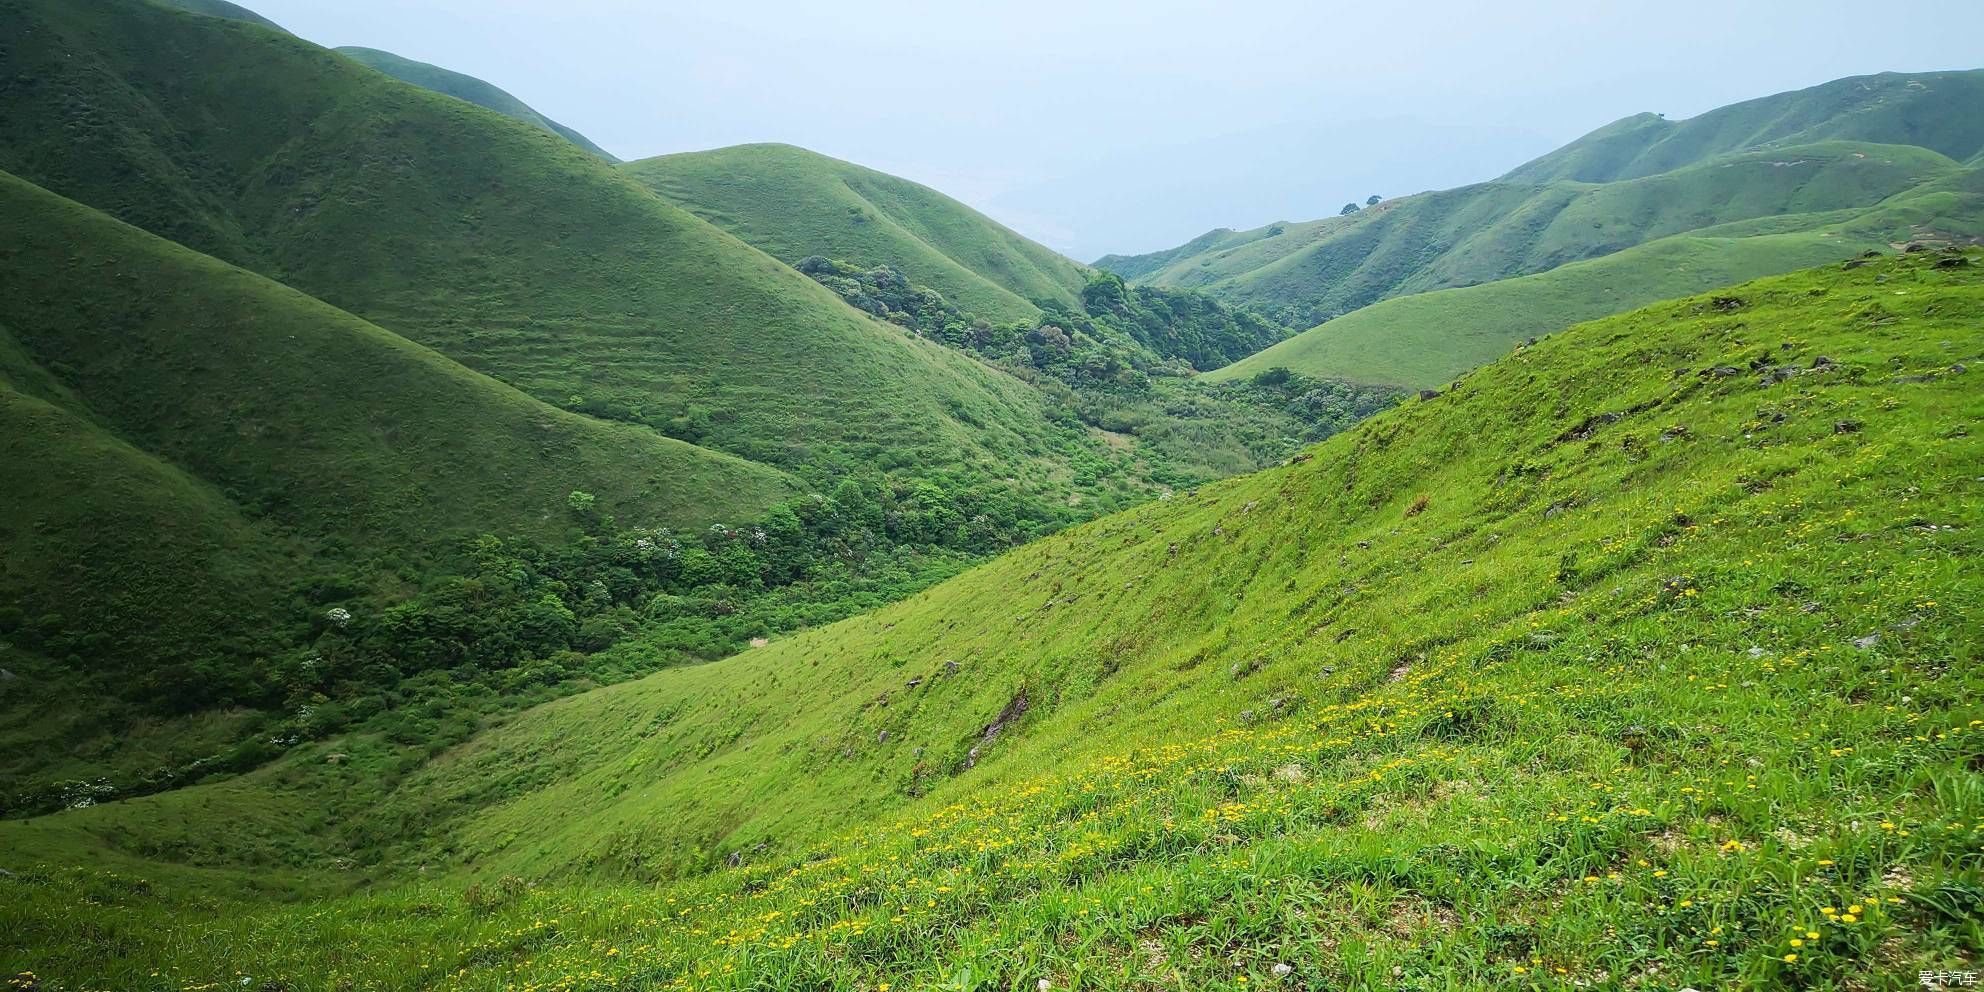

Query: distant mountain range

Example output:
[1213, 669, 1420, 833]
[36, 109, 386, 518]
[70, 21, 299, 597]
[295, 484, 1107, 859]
[1104, 70, 1984, 387]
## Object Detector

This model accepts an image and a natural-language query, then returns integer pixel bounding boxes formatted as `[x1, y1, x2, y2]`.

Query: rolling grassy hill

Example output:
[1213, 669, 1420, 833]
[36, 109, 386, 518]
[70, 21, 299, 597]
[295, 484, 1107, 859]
[335, 46, 618, 162]
[1102, 136, 1973, 327]
[1505, 69, 1984, 183]
[150, 0, 284, 32]
[625, 143, 1092, 324]
[1211, 165, 1984, 388]
[5, 251, 1979, 990]
[0, 0, 1123, 507]
[0, 167, 797, 803]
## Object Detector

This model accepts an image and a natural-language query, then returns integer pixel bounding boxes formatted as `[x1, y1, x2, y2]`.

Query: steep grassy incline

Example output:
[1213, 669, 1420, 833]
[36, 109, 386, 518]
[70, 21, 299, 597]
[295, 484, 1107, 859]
[1505, 69, 1984, 183]
[7, 253, 1977, 991]
[0, 0, 1104, 498]
[1213, 168, 1984, 387]
[0, 170, 794, 718]
[0, 170, 794, 547]
[150, 0, 284, 32]
[335, 46, 617, 162]
[1105, 141, 1964, 326]
[625, 143, 1092, 324]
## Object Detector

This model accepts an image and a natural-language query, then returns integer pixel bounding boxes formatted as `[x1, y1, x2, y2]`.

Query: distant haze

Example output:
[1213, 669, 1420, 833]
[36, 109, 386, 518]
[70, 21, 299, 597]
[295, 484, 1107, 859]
[246, 0, 1984, 260]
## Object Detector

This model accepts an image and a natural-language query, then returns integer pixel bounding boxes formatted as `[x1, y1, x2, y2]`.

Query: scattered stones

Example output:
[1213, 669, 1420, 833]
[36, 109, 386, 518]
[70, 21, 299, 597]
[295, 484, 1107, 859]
[877, 730, 889, 743]
[1418, 388, 1443, 401]
[1810, 355, 1836, 371]
[1272, 963, 1294, 978]
[1852, 633, 1880, 651]
[1711, 296, 1745, 312]
[1934, 255, 1970, 269]
[1834, 420, 1863, 434]
[325, 752, 349, 765]
[1746, 646, 1767, 659]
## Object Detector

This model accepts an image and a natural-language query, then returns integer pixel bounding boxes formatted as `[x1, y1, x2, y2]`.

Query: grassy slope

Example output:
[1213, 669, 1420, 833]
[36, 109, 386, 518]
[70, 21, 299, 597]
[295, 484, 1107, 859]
[0, 168, 797, 793]
[1505, 69, 1984, 183]
[0, 0, 1104, 498]
[1212, 168, 1984, 387]
[6, 253, 1979, 990]
[626, 143, 1091, 324]
[334, 46, 618, 162]
[0, 169, 795, 548]
[148, 0, 284, 32]
[1108, 141, 1961, 323]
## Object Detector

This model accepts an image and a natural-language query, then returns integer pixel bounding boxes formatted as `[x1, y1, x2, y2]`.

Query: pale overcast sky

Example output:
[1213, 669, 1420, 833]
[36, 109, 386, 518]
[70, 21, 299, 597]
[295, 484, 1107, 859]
[244, 0, 1982, 260]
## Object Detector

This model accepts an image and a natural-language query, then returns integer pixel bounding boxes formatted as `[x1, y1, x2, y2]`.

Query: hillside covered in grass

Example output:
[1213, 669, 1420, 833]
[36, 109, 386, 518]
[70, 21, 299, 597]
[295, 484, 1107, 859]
[1503, 69, 1984, 183]
[5, 250, 1979, 990]
[626, 143, 1091, 324]
[0, 0, 1123, 507]
[1103, 130, 1977, 328]
[0, 165, 803, 808]
[1212, 165, 1984, 387]
[335, 46, 618, 162]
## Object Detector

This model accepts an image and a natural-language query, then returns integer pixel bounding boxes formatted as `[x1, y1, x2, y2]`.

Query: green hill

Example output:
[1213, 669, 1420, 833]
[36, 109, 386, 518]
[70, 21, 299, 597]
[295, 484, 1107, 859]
[334, 46, 618, 162]
[1104, 139, 1968, 327]
[6, 251, 1980, 990]
[0, 0, 1116, 506]
[1505, 69, 1984, 183]
[625, 143, 1092, 324]
[0, 167, 798, 797]
[150, 0, 285, 32]
[1213, 167, 1984, 387]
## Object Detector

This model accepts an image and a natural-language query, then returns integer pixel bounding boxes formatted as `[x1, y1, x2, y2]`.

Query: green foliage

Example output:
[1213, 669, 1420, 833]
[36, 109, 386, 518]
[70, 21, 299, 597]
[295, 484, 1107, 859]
[794, 256, 1376, 487]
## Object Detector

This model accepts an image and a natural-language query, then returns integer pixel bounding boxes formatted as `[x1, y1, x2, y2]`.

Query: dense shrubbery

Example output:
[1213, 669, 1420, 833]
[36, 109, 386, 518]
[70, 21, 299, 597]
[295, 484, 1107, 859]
[0, 474, 1064, 814]
[795, 256, 1401, 485]
[797, 257, 1287, 383]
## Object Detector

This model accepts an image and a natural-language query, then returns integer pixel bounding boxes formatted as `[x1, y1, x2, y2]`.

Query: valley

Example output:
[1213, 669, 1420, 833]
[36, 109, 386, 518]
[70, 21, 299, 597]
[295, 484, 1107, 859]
[0, 1, 1978, 989]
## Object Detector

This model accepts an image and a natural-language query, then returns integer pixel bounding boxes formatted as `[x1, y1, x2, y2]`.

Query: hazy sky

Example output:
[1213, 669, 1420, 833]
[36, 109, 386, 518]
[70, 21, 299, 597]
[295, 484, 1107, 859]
[247, 0, 1982, 260]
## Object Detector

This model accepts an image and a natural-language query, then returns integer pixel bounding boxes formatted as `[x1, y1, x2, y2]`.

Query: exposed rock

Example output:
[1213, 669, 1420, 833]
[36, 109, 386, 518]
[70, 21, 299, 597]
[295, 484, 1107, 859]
[1852, 633, 1880, 651]
[1418, 388, 1443, 401]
